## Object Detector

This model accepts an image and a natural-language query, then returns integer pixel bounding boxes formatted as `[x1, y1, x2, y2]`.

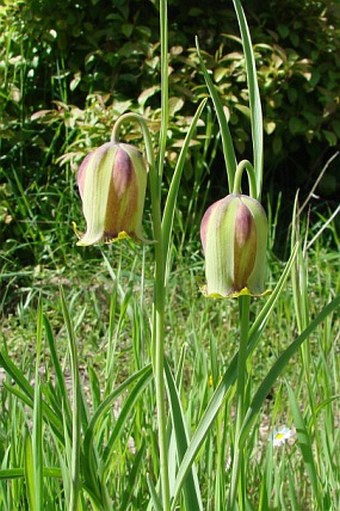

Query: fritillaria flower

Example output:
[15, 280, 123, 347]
[76, 141, 147, 246]
[200, 194, 268, 297]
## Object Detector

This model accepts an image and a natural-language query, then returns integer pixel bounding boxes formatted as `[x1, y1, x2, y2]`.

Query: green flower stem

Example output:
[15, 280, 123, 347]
[233, 160, 257, 199]
[158, 0, 169, 183]
[228, 295, 251, 510]
[152, 2, 171, 508]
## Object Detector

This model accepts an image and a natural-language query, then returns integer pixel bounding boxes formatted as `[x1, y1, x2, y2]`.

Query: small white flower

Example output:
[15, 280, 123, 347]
[271, 426, 294, 447]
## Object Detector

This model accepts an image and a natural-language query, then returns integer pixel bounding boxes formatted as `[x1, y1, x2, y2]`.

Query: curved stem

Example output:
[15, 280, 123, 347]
[111, 113, 156, 170]
[233, 160, 257, 198]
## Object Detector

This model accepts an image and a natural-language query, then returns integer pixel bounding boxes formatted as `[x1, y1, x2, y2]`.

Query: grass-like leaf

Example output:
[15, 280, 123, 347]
[102, 366, 153, 477]
[24, 434, 36, 511]
[240, 294, 340, 443]
[0, 352, 63, 440]
[43, 315, 72, 433]
[162, 98, 207, 266]
[32, 301, 44, 511]
[147, 474, 164, 511]
[60, 287, 81, 511]
[196, 38, 237, 192]
[164, 359, 203, 511]
[286, 383, 322, 508]
[232, 0, 263, 199]
[32, 382, 43, 511]
[118, 441, 146, 511]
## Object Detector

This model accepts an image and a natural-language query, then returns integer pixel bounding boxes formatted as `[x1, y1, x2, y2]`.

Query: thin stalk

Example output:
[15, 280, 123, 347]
[228, 295, 250, 510]
[232, 0, 263, 200]
[60, 288, 81, 511]
[158, 0, 169, 183]
[153, 242, 170, 511]
[33, 299, 43, 511]
[151, 1, 171, 508]
[233, 160, 257, 199]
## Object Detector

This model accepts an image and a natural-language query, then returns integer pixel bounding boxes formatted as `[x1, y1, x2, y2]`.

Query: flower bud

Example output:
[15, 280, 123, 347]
[200, 194, 268, 297]
[76, 141, 147, 246]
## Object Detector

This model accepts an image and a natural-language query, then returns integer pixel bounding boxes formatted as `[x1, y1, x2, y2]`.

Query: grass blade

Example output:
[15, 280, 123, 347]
[118, 441, 146, 511]
[286, 383, 322, 508]
[33, 300, 44, 511]
[240, 295, 340, 443]
[32, 382, 43, 511]
[196, 38, 237, 192]
[102, 367, 153, 477]
[0, 353, 63, 440]
[162, 99, 207, 261]
[43, 315, 72, 432]
[232, 0, 263, 199]
[83, 364, 152, 462]
[147, 475, 164, 511]
[60, 287, 81, 511]
[24, 434, 36, 511]
[164, 359, 203, 511]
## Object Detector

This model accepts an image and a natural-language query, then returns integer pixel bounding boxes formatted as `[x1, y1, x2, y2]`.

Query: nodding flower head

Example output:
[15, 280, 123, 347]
[76, 141, 147, 246]
[200, 194, 268, 297]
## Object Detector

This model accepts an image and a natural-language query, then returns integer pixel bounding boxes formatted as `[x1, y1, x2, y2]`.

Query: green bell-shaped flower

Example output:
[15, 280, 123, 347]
[76, 141, 147, 246]
[200, 194, 268, 297]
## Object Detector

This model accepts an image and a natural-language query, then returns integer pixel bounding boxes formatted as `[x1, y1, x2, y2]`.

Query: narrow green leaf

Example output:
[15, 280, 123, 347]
[60, 287, 81, 511]
[286, 383, 322, 507]
[162, 99, 207, 262]
[196, 38, 237, 192]
[32, 382, 43, 511]
[287, 460, 301, 511]
[158, 0, 169, 182]
[33, 300, 44, 511]
[258, 442, 273, 511]
[232, 0, 263, 199]
[83, 365, 152, 464]
[0, 353, 63, 441]
[24, 434, 36, 511]
[102, 367, 152, 477]
[0, 351, 34, 400]
[119, 442, 146, 511]
[43, 315, 72, 431]
[147, 475, 164, 511]
[164, 360, 203, 511]
[0, 468, 25, 480]
[240, 295, 340, 443]
[0, 467, 62, 480]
